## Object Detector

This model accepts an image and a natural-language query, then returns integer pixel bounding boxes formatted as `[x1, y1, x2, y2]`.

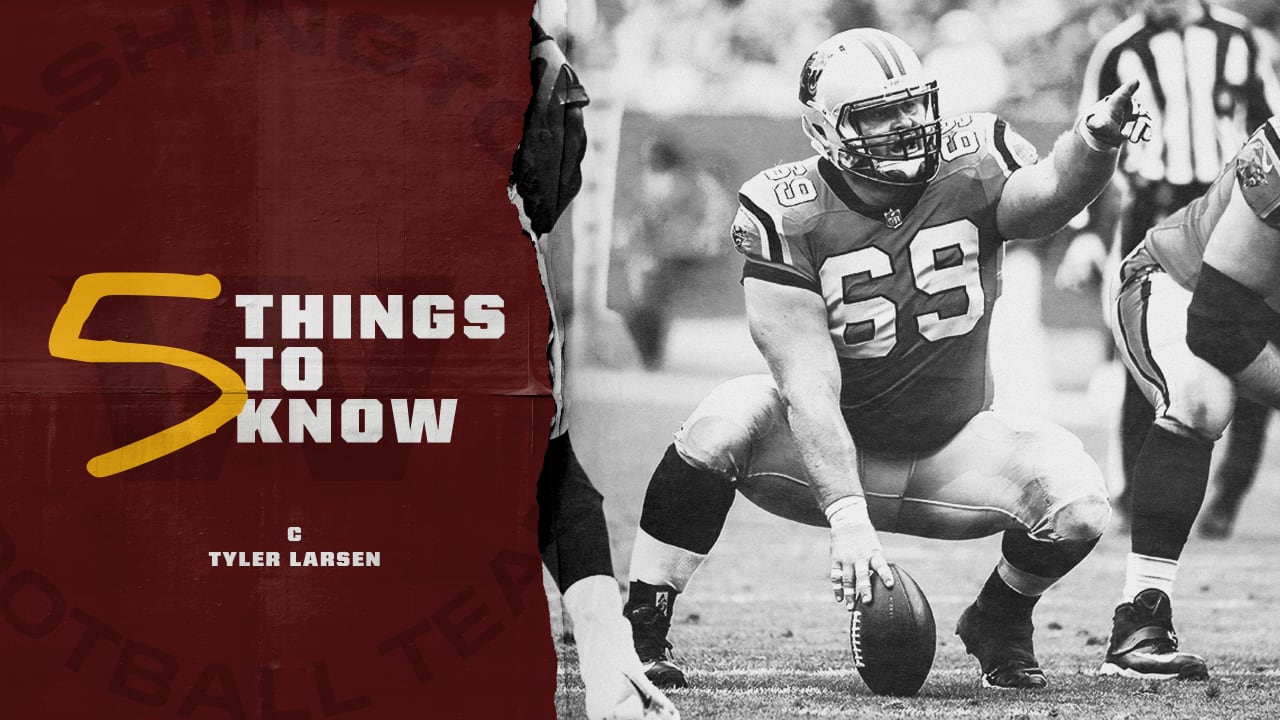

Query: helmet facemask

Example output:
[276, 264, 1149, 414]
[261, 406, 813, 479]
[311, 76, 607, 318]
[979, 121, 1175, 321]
[799, 29, 943, 187]
[834, 87, 941, 185]
[804, 86, 942, 186]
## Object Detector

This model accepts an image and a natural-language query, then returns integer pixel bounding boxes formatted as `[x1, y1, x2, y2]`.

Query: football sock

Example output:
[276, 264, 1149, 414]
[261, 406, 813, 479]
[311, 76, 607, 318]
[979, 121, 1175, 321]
[563, 576, 649, 720]
[976, 567, 1038, 622]
[1129, 423, 1213, 561]
[629, 529, 707, 592]
[639, 444, 737, 553]
[1122, 553, 1178, 602]
[988, 530, 1101, 620]
[538, 433, 614, 591]
[1208, 395, 1268, 514]
[1118, 376, 1156, 515]
[1001, 529, 1100, 583]
[630, 444, 736, 590]
[565, 575, 639, 652]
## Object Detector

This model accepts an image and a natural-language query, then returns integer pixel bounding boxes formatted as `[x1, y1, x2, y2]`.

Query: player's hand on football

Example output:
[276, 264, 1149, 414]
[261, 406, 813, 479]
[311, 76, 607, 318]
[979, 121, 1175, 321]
[827, 496, 892, 609]
[1082, 78, 1153, 148]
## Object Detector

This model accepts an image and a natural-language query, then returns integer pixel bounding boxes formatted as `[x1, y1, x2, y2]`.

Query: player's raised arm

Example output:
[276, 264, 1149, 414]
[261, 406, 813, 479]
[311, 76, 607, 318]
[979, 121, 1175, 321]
[743, 277, 893, 608]
[998, 79, 1151, 239]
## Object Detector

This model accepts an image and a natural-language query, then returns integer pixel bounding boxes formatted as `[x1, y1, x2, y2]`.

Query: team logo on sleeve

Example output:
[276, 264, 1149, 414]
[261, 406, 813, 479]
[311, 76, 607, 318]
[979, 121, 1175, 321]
[1006, 129, 1039, 167]
[731, 206, 763, 256]
[1238, 143, 1269, 189]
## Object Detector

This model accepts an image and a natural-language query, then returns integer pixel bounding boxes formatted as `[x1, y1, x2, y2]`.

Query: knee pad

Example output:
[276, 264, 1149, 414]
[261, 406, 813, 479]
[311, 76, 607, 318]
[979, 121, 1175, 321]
[674, 375, 780, 478]
[674, 416, 755, 477]
[1023, 432, 1111, 542]
[1045, 492, 1111, 542]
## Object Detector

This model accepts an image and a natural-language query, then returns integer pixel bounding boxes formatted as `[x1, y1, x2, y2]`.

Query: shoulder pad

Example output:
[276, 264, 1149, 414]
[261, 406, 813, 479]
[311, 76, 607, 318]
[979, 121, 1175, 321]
[738, 159, 825, 227]
[1236, 120, 1280, 228]
[733, 159, 824, 280]
[938, 113, 1037, 176]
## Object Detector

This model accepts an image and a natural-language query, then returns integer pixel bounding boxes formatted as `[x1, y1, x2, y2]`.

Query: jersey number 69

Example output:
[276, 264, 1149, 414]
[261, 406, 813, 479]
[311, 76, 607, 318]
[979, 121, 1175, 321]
[819, 219, 985, 358]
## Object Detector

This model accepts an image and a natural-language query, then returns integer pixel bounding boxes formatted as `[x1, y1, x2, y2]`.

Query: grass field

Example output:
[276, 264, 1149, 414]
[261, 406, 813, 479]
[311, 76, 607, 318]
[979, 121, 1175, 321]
[549, 362, 1280, 720]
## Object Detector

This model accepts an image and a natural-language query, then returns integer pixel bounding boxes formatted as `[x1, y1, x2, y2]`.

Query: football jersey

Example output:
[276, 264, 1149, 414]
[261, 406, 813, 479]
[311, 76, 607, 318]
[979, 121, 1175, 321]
[1140, 116, 1280, 291]
[732, 113, 1036, 456]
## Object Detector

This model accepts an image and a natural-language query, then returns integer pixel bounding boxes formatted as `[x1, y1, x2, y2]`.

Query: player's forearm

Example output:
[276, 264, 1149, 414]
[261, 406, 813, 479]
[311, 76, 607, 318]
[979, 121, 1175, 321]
[999, 130, 1120, 239]
[779, 384, 865, 511]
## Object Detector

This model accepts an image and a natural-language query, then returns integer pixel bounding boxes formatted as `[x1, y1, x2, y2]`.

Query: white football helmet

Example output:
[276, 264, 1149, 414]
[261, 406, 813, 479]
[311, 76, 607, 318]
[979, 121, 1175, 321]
[799, 29, 941, 186]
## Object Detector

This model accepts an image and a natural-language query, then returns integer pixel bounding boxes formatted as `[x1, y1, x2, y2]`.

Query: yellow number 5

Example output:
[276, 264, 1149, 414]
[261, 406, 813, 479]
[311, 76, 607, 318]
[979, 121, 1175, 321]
[48, 273, 247, 477]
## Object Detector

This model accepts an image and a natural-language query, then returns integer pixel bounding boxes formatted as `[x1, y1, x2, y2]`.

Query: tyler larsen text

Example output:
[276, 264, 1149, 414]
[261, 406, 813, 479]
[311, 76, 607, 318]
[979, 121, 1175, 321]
[209, 551, 381, 567]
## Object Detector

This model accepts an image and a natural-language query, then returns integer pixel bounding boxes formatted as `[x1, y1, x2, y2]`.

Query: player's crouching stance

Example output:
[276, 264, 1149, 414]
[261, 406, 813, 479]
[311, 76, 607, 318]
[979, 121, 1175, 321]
[1102, 116, 1280, 681]
[623, 28, 1149, 690]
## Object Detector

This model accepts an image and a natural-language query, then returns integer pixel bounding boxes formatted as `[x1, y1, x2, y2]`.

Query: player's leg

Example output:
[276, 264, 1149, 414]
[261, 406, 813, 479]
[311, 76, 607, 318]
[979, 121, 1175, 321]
[1105, 268, 1233, 680]
[1112, 191, 1161, 530]
[539, 433, 680, 720]
[1200, 394, 1269, 539]
[885, 410, 1110, 688]
[624, 375, 776, 687]
[1115, 373, 1156, 524]
[540, 433, 613, 592]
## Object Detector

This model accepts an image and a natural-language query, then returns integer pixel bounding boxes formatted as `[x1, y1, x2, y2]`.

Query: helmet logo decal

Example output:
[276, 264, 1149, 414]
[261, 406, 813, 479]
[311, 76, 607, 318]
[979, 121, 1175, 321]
[799, 48, 834, 104]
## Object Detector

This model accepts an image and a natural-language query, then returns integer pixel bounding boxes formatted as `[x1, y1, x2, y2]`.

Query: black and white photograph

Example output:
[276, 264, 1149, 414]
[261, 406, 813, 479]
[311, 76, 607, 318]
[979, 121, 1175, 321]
[526, 0, 1280, 717]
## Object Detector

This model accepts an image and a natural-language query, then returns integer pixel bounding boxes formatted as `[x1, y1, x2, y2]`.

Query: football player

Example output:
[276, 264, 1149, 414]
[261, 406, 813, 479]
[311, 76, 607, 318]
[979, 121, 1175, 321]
[1103, 115, 1280, 680]
[510, 17, 679, 720]
[623, 28, 1149, 690]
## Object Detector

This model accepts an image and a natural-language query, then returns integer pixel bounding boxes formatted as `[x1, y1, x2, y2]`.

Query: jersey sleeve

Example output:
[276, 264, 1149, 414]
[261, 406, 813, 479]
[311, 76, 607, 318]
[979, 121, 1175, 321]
[989, 116, 1039, 177]
[941, 113, 1039, 208]
[1235, 119, 1280, 229]
[732, 169, 821, 293]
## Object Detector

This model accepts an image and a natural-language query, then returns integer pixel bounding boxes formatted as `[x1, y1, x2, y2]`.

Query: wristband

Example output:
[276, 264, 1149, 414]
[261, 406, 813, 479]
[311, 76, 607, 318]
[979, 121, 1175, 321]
[1076, 116, 1117, 153]
[825, 495, 868, 525]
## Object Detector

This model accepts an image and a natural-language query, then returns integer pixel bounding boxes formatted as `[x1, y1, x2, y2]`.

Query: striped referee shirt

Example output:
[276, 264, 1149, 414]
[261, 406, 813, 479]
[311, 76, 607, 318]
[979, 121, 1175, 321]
[1080, 3, 1280, 185]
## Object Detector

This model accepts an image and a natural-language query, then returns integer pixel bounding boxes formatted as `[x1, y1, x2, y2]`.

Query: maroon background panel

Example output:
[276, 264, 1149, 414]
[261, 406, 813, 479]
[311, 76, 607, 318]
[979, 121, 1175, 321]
[0, 1, 558, 718]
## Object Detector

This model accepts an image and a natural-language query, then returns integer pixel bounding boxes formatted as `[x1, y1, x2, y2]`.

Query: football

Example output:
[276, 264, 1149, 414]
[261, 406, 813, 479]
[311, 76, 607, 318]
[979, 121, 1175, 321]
[850, 563, 936, 696]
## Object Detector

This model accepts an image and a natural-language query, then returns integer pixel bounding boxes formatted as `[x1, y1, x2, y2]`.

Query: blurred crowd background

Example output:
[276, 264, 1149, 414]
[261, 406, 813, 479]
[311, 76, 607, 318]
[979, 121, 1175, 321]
[533, 0, 1280, 397]
[547, 0, 1278, 118]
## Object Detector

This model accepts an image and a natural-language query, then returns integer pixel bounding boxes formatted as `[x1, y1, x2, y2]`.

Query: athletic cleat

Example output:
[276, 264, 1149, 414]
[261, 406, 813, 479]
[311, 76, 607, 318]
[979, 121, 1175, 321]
[1099, 589, 1209, 680]
[624, 603, 688, 688]
[955, 602, 1047, 689]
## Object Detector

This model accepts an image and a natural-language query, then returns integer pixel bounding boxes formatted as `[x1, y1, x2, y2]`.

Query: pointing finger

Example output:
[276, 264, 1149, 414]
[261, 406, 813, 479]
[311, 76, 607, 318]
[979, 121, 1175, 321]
[1113, 78, 1140, 101]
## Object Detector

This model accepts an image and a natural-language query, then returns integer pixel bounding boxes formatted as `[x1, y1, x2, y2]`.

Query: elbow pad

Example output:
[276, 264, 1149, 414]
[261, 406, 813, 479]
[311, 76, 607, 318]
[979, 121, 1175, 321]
[1186, 262, 1278, 376]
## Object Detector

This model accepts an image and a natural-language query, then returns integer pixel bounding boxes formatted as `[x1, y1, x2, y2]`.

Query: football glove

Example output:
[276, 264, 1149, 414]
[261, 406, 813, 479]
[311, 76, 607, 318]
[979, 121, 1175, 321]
[1081, 78, 1153, 149]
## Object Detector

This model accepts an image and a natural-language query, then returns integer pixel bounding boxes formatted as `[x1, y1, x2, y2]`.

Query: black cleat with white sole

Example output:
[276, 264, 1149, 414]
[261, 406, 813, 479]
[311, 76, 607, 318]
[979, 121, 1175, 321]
[1100, 589, 1209, 680]
[955, 602, 1048, 689]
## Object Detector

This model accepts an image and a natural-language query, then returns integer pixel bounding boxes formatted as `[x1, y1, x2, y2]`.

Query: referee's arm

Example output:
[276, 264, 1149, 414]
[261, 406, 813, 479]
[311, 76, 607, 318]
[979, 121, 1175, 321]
[1245, 27, 1280, 128]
